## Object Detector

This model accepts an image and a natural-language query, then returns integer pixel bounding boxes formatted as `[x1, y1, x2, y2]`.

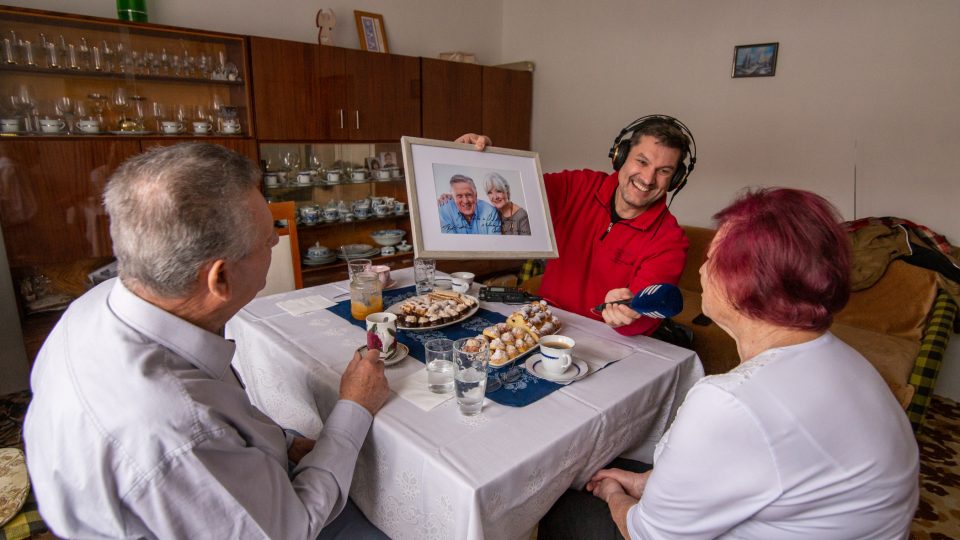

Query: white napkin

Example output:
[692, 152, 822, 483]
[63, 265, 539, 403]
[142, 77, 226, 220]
[392, 369, 453, 411]
[277, 294, 338, 316]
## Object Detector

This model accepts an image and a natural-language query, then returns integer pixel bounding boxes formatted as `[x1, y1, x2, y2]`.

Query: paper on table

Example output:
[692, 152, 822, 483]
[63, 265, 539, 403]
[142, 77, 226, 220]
[572, 332, 634, 373]
[277, 294, 338, 316]
[392, 369, 454, 411]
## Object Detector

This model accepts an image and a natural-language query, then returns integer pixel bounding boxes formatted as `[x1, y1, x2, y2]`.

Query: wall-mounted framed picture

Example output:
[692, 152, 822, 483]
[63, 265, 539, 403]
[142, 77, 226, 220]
[400, 136, 558, 260]
[732, 42, 779, 78]
[354, 10, 389, 53]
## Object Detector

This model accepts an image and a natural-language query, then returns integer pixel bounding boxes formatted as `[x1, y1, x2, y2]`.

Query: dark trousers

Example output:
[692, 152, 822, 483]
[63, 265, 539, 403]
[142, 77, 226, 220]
[317, 499, 389, 540]
[538, 458, 651, 540]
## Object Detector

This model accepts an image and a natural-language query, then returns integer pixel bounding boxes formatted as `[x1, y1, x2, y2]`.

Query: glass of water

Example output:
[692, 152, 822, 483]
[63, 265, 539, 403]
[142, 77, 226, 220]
[453, 337, 489, 416]
[414, 258, 436, 296]
[425, 338, 455, 394]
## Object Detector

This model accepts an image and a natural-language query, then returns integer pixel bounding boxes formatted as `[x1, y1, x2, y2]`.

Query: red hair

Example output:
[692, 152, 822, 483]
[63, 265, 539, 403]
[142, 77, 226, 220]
[710, 188, 851, 331]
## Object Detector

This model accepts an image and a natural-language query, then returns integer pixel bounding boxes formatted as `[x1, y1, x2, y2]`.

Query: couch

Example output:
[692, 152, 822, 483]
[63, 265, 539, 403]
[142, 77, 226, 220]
[673, 226, 958, 429]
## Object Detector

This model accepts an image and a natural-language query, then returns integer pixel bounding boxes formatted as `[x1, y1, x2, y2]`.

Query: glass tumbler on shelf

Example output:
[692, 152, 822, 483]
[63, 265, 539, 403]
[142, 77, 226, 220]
[453, 337, 490, 416]
[350, 271, 383, 321]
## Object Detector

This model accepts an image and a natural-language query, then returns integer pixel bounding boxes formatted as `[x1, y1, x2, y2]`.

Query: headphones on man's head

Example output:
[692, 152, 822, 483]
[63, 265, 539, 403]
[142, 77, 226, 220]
[608, 114, 697, 194]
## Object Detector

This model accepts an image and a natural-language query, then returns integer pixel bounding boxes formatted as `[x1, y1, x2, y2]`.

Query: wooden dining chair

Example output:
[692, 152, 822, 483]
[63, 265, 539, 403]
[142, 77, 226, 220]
[257, 201, 303, 297]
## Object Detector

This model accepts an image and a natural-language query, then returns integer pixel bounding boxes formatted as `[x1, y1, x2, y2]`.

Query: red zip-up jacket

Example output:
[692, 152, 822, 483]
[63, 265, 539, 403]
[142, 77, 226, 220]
[538, 169, 689, 336]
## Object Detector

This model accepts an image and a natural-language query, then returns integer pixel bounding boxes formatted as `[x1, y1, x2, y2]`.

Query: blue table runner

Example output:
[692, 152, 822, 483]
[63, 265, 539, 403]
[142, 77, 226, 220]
[327, 285, 563, 406]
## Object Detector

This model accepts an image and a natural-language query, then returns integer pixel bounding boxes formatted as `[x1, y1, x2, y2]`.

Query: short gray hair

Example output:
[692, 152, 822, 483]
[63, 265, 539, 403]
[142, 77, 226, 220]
[483, 172, 510, 199]
[449, 174, 477, 193]
[104, 143, 261, 298]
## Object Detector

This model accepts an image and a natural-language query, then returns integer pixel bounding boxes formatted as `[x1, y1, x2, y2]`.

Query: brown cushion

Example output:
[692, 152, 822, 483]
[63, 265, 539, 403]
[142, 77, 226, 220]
[678, 226, 715, 294]
[673, 290, 741, 375]
[830, 322, 918, 408]
[835, 260, 938, 341]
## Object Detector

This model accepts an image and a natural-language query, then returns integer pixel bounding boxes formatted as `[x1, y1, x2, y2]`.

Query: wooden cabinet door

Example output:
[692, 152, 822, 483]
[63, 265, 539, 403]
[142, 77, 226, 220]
[250, 37, 325, 140]
[482, 66, 533, 150]
[421, 58, 482, 141]
[317, 45, 350, 140]
[0, 139, 140, 266]
[345, 49, 421, 141]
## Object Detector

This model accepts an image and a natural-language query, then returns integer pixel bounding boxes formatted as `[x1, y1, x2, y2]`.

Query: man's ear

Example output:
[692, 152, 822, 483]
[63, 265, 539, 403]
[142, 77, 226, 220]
[205, 259, 230, 302]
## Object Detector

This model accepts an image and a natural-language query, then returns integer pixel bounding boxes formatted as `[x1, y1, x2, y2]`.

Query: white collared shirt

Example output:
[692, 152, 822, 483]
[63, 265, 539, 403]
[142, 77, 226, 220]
[630, 333, 918, 539]
[25, 278, 372, 539]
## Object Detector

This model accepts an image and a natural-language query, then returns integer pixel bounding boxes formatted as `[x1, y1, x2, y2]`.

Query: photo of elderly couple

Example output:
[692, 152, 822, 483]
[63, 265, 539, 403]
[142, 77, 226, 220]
[431, 163, 532, 236]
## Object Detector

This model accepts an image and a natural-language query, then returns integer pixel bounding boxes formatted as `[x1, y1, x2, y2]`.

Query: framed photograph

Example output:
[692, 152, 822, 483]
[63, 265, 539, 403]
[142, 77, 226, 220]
[365, 157, 381, 170]
[732, 42, 779, 78]
[400, 136, 558, 260]
[379, 151, 398, 169]
[354, 10, 389, 53]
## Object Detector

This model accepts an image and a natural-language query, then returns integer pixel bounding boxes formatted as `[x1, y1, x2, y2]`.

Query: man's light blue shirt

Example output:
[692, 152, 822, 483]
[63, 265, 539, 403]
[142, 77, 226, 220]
[438, 199, 502, 234]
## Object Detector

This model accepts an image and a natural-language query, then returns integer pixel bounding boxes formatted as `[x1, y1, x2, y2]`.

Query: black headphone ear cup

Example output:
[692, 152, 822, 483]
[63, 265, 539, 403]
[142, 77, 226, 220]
[611, 138, 632, 171]
[668, 163, 687, 192]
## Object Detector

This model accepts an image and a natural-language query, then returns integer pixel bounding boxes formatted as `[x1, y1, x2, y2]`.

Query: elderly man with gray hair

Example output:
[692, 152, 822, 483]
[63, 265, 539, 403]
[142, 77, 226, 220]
[24, 143, 390, 539]
[438, 173, 502, 234]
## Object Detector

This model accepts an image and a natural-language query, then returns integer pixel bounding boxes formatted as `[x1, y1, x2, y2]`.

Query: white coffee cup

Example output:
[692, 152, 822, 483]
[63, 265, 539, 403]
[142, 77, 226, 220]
[161, 121, 183, 134]
[366, 312, 398, 359]
[394, 202, 407, 214]
[451, 278, 470, 294]
[77, 119, 101, 133]
[370, 264, 391, 286]
[297, 171, 312, 184]
[351, 169, 367, 181]
[221, 120, 241, 134]
[193, 121, 212, 134]
[39, 118, 66, 133]
[539, 335, 575, 375]
[264, 173, 279, 187]
[326, 170, 341, 183]
[377, 169, 391, 180]
[451, 271, 475, 288]
[0, 118, 18, 132]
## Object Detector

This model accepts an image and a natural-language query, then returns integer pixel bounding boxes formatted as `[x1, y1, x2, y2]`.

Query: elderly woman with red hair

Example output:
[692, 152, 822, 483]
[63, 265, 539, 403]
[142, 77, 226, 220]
[540, 188, 919, 539]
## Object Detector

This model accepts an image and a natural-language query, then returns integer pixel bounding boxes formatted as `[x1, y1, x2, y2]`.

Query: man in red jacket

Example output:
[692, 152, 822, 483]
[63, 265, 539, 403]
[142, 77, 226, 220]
[457, 115, 695, 336]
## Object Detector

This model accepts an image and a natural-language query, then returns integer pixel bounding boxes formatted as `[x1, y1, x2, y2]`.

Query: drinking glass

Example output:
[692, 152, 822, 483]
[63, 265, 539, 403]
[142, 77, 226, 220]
[346, 258, 372, 280]
[55, 96, 74, 133]
[453, 338, 489, 416]
[111, 87, 130, 130]
[151, 102, 167, 131]
[310, 154, 324, 173]
[414, 258, 436, 296]
[282, 151, 301, 173]
[349, 271, 382, 321]
[425, 338, 455, 394]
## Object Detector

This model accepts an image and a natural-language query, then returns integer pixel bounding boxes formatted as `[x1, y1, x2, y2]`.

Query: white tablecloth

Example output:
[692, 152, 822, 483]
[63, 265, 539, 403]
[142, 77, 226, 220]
[226, 268, 704, 540]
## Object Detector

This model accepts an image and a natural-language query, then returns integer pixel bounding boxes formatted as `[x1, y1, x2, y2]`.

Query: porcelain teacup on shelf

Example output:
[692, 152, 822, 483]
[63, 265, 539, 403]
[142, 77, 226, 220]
[373, 203, 391, 217]
[326, 170, 342, 183]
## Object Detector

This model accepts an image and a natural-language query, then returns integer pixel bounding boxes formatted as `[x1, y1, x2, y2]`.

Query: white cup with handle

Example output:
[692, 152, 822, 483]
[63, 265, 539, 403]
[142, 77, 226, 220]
[39, 118, 66, 133]
[539, 335, 575, 375]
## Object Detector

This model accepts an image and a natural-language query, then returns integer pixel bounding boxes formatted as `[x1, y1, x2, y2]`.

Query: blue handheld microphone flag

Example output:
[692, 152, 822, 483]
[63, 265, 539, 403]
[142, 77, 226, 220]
[593, 283, 683, 319]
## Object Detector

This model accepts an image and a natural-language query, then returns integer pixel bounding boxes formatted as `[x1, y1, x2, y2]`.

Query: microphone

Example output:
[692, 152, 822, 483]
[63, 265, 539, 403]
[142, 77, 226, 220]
[593, 283, 683, 319]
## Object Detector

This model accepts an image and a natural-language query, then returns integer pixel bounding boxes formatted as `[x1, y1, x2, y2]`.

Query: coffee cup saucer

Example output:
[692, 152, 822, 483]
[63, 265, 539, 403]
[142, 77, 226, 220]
[524, 355, 588, 382]
[357, 343, 408, 367]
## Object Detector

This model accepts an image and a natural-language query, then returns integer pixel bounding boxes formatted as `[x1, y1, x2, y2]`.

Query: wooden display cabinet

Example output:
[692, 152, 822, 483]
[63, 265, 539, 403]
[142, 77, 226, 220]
[250, 37, 421, 142]
[421, 57, 482, 141]
[0, 6, 255, 324]
[260, 142, 413, 287]
[0, 6, 253, 137]
[482, 65, 533, 150]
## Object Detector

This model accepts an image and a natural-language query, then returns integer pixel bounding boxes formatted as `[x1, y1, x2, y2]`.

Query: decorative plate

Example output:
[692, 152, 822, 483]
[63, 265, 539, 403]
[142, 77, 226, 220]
[0, 448, 29, 527]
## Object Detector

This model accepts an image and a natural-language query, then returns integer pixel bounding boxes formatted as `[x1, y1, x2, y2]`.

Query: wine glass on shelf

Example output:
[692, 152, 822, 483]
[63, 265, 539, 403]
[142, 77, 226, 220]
[111, 87, 130, 131]
[16, 84, 37, 133]
[55, 96, 75, 133]
[152, 102, 167, 132]
[310, 154, 324, 175]
[282, 151, 301, 174]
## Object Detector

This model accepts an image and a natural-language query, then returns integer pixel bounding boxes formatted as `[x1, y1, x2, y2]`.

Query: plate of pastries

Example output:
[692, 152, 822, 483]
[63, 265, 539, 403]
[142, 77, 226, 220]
[464, 300, 562, 367]
[388, 290, 480, 330]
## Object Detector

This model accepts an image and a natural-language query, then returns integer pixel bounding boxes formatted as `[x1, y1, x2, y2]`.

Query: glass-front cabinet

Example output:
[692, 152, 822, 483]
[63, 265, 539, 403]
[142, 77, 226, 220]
[0, 6, 252, 137]
[260, 142, 413, 286]
[0, 6, 254, 324]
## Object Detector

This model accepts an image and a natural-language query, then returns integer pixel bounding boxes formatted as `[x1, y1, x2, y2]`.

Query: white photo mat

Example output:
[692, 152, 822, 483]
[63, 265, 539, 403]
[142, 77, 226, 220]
[400, 136, 558, 260]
